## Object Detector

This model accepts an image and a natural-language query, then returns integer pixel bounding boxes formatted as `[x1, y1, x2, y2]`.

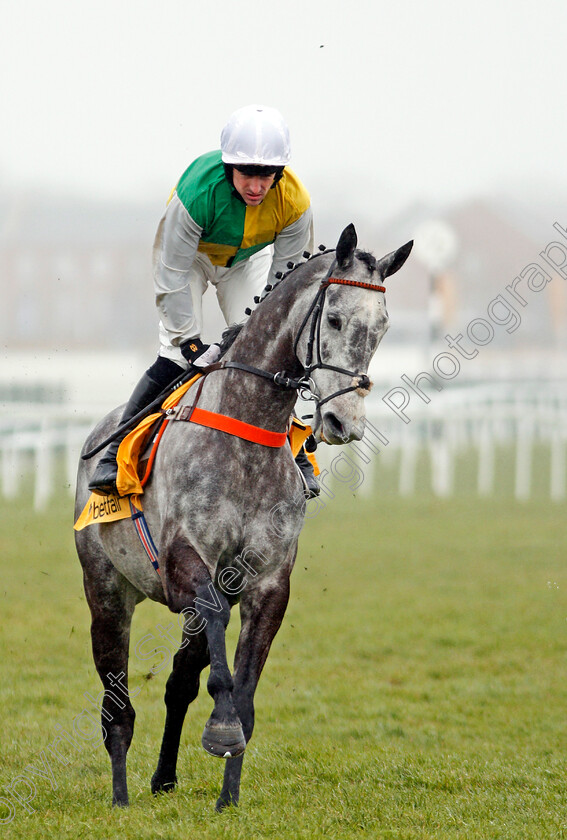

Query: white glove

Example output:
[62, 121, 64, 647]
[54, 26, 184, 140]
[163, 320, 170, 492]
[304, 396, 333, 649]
[192, 343, 222, 368]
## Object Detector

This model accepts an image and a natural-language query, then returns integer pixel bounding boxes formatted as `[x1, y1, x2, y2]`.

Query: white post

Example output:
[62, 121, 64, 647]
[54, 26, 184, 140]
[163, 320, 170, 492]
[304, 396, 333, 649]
[550, 427, 566, 502]
[429, 419, 453, 498]
[477, 418, 495, 497]
[34, 421, 54, 512]
[1, 433, 20, 499]
[355, 445, 375, 497]
[65, 425, 82, 496]
[515, 417, 532, 502]
[399, 426, 418, 496]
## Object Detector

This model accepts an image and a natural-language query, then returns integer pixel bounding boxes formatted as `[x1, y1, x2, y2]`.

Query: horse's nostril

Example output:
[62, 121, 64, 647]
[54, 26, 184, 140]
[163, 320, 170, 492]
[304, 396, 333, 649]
[325, 412, 345, 440]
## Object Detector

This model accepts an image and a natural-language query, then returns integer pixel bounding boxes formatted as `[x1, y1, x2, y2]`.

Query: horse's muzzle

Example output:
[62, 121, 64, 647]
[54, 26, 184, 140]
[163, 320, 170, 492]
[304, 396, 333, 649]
[320, 409, 364, 445]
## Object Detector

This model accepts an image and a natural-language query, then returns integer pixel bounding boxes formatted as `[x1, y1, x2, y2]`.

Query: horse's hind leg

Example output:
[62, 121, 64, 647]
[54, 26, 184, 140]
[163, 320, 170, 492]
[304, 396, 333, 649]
[151, 626, 209, 793]
[80, 544, 141, 807]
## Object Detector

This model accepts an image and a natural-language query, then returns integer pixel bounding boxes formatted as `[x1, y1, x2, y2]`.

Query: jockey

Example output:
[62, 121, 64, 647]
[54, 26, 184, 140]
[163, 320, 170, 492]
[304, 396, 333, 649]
[89, 104, 319, 498]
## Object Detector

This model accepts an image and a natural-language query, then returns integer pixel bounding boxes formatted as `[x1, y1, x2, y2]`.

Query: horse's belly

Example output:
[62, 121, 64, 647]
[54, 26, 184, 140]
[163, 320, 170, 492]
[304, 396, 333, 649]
[101, 522, 167, 604]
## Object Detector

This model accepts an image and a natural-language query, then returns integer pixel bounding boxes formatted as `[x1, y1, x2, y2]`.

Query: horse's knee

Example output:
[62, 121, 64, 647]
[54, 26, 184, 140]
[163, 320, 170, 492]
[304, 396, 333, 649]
[103, 703, 135, 756]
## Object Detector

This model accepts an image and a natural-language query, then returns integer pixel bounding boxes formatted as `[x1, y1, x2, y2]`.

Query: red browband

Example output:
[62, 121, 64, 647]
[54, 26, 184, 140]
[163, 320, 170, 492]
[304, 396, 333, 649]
[324, 277, 386, 293]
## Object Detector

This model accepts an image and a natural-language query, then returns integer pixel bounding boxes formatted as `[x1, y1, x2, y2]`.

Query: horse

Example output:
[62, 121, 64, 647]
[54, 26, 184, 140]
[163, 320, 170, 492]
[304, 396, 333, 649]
[74, 223, 412, 811]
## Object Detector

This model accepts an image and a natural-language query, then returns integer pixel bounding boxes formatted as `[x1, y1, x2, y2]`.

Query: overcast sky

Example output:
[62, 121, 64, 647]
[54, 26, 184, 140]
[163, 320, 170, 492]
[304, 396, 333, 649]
[1, 0, 566, 222]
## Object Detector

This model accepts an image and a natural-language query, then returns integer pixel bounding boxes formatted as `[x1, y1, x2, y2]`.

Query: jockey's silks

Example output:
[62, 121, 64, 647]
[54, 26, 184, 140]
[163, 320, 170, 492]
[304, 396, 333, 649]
[172, 151, 310, 267]
[289, 418, 320, 475]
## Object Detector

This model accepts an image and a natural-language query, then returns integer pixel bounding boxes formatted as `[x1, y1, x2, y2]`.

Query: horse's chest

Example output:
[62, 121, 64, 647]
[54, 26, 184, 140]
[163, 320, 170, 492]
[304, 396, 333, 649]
[188, 498, 301, 573]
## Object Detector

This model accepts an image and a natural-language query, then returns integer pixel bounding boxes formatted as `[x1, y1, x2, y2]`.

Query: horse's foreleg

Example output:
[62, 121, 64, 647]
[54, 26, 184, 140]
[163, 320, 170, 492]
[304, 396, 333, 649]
[216, 569, 291, 811]
[162, 537, 245, 763]
[197, 580, 247, 759]
[151, 628, 209, 794]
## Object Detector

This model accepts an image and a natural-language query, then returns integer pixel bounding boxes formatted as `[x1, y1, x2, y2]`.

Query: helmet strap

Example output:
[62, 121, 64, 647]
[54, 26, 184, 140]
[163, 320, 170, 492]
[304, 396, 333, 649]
[271, 167, 285, 187]
[223, 162, 235, 186]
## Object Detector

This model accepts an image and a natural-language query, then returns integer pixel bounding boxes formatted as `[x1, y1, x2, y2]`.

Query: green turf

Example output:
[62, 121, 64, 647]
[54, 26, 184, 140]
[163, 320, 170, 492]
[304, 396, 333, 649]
[1, 476, 567, 838]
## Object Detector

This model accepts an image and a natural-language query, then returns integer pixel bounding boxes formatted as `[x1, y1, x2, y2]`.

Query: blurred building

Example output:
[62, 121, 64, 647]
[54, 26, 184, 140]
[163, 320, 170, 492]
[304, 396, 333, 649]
[1, 188, 565, 410]
[0, 194, 159, 352]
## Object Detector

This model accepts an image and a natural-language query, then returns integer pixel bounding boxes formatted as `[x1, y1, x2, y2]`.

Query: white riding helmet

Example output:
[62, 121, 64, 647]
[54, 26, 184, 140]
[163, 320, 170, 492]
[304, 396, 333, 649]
[221, 105, 291, 167]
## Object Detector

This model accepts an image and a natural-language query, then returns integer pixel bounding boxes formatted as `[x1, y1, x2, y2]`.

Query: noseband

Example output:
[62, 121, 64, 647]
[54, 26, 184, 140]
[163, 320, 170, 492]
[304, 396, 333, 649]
[221, 259, 386, 410]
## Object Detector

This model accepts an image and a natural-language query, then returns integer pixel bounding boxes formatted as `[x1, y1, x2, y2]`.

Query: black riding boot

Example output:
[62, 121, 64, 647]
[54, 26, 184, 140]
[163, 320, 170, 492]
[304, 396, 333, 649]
[295, 447, 320, 498]
[88, 357, 184, 495]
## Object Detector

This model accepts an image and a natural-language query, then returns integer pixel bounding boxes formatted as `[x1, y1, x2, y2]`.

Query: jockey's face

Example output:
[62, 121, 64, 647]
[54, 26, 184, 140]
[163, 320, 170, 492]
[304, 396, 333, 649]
[232, 169, 276, 206]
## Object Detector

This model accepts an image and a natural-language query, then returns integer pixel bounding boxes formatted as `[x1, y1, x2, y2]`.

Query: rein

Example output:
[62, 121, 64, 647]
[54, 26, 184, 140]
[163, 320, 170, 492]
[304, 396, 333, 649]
[170, 260, 386, 446]
[208, 260, 386, 412]
[190, 263, 386, 415]
[84, 257, 387, 459]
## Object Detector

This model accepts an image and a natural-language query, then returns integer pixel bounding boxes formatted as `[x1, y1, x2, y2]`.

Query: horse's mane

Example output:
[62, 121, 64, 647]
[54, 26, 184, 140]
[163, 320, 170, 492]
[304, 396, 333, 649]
[355, 250, 377, 273]
[217, 250, 329, 358]
[219, 323, 245, 357]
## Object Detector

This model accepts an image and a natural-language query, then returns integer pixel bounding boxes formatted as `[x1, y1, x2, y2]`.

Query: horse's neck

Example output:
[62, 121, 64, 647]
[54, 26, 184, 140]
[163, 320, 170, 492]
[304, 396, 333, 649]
[203, 299, 302, 431]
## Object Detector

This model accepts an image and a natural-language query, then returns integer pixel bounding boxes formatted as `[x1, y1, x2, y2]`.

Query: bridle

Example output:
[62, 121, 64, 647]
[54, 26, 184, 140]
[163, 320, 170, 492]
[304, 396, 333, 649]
[81, 258, 387, 462]
[292, 259, 386, 408]
[219, 258, 386, 410]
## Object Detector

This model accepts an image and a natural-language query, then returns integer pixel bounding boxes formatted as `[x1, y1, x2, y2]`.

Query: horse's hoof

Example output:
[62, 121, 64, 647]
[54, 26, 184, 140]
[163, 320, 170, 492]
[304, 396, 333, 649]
[151, 773, 177, 795]
[215, 792, 238, 812]
[201, 723, 246, 758]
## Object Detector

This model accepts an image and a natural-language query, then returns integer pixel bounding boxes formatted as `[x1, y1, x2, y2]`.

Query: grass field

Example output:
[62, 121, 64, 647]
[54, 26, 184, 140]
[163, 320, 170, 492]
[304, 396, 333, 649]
[1, 472, 567, 839]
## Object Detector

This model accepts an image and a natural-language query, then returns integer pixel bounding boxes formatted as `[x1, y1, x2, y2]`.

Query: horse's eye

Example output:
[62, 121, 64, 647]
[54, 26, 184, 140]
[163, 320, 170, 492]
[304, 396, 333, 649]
[327, 313, 342, 331]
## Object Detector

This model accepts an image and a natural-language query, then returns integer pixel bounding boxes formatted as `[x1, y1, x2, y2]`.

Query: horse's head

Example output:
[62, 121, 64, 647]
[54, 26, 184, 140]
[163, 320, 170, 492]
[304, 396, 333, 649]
[296, 224, 412, 445]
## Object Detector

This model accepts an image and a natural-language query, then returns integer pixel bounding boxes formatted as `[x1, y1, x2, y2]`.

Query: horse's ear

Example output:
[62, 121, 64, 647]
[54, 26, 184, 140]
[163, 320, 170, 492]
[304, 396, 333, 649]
[377, 241, 413, 279]
[336, 223, 358, 270]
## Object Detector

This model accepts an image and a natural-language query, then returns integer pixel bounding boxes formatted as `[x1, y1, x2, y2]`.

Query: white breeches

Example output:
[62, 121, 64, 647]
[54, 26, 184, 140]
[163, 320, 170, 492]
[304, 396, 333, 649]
[158, 248, 272, 366]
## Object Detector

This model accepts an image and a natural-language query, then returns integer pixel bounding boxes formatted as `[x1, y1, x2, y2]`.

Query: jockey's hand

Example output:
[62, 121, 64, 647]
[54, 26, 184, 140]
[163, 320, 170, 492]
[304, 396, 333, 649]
[180, 338, 221, 368]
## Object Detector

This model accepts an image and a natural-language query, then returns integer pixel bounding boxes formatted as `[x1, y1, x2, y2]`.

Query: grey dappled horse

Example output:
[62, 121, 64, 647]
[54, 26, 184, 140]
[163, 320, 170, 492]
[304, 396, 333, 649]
[74, 224, 412, 811]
